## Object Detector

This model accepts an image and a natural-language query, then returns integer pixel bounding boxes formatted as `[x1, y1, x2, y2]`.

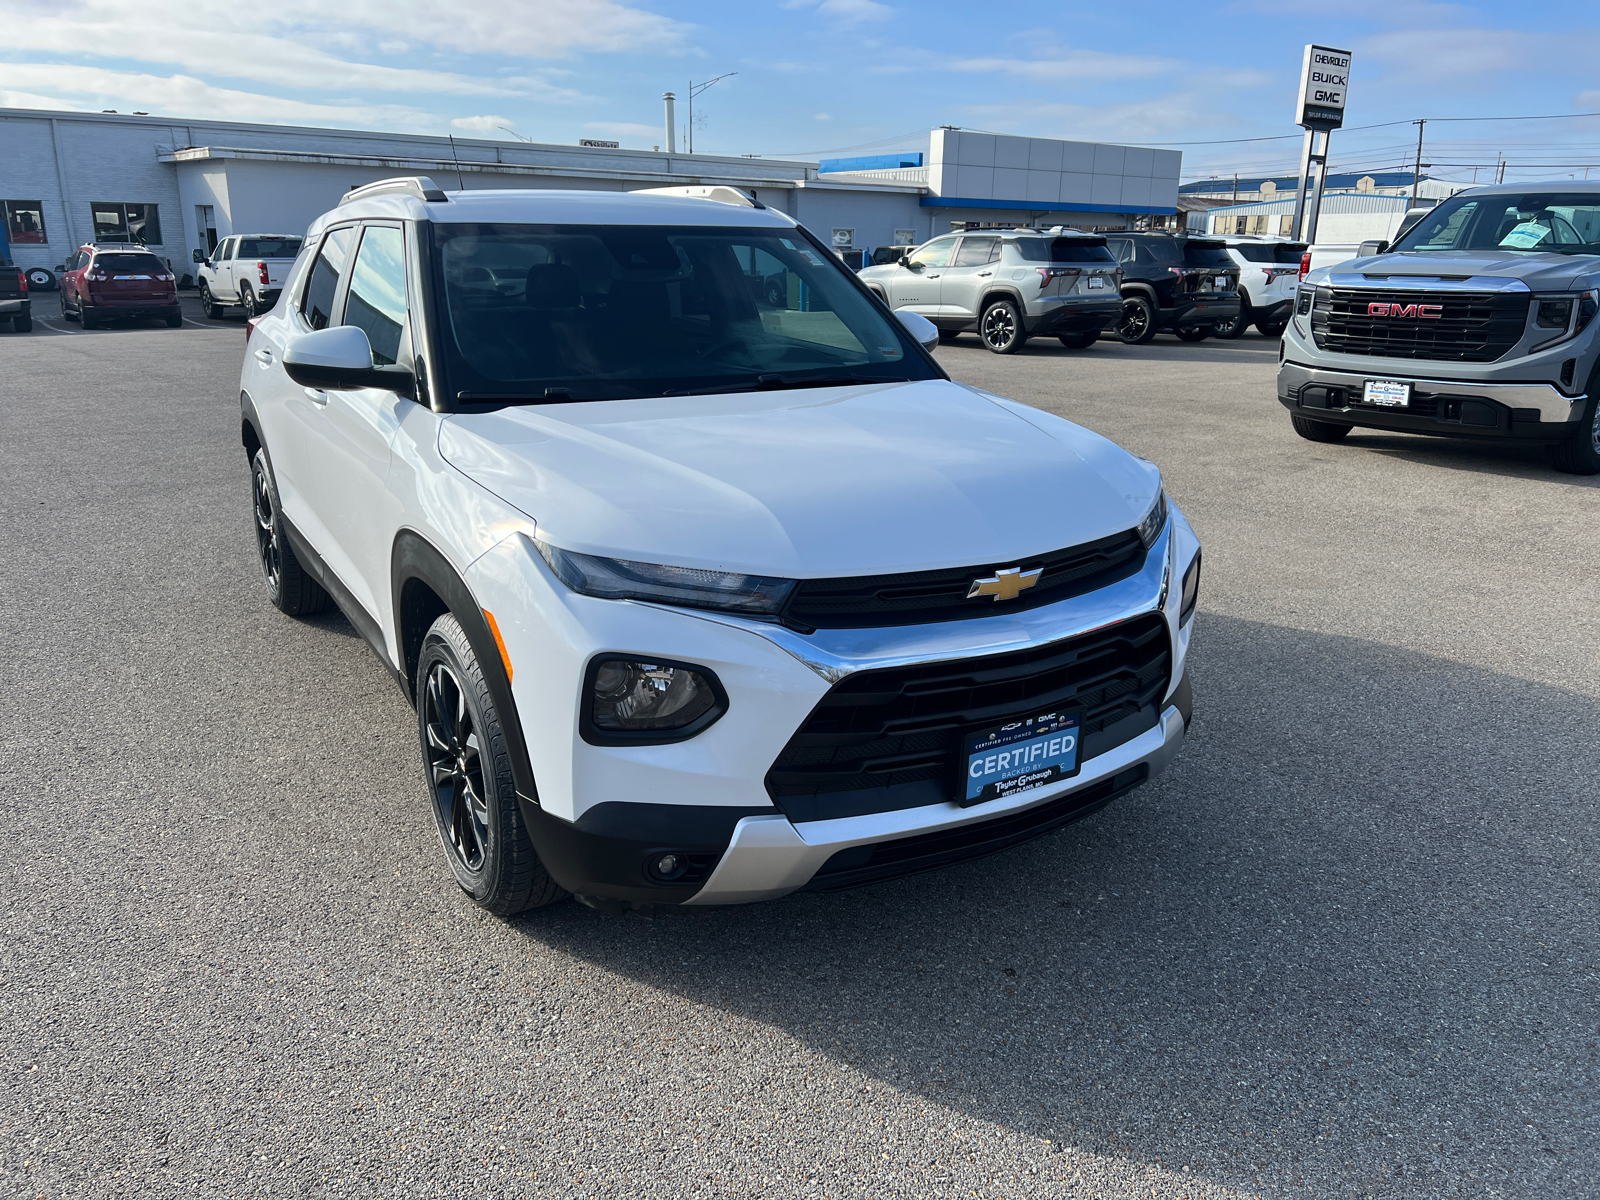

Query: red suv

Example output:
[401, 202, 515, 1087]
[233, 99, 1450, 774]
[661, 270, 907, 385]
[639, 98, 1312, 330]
[59, 243, 181, 329]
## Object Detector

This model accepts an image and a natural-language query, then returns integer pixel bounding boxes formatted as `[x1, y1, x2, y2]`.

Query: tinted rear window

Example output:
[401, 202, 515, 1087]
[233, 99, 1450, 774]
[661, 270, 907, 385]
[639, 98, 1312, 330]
[1228, 243, 1277, 262]
[1012, 237, 1116, 264]
[94, 253, 164, 272]
[1182, 241, 1232, 266]
[239, 238, 302, 258]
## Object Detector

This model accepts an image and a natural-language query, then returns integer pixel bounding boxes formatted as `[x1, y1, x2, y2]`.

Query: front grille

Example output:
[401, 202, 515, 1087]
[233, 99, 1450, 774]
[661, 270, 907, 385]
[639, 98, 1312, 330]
[782, 529, 1146, 630]
[1312, 287, 1528, 362]
[765, 612, 1171, 823]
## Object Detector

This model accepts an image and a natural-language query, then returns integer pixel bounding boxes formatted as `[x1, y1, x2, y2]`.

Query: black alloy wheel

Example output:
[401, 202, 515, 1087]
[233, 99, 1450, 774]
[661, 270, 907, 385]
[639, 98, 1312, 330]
[251, 448, 331, 616]
[1114, 295, 1156, 344]
[980, 299, 1026, 354]
[414, 613, 566, 915]
[1210, 298, 1249, 339]
[240, 284, 258, 321]
[1174, 326, 1211, 342]
[199, 281, 221, 320]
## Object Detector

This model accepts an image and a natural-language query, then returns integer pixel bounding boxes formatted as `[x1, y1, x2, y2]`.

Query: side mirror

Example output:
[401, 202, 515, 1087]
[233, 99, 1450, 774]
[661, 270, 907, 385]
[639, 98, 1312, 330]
[896, 308, 940, 352]
[1357, 240, 1389, 258]
[283, 326, 414, 396]
[901, 258, 919, 270]
[192, 248, 206, 263]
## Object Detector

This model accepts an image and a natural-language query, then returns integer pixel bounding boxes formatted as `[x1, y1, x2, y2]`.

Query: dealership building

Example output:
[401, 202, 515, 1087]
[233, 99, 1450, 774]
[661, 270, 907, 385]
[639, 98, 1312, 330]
[0, 107, 1182, 283]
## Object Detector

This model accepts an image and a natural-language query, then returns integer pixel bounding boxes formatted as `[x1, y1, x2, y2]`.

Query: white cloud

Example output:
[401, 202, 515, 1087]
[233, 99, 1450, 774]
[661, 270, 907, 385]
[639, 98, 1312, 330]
[813, 112, 832, 121]
[959, 93, 1228, 143]
[584, 121, 661, 139]
[0, 64, 445, 131]
[954, 49, 1179, 84]
[451, 114, 517, 131]
[1361, 27, 1544, 80]
[783, 0, 893, 24]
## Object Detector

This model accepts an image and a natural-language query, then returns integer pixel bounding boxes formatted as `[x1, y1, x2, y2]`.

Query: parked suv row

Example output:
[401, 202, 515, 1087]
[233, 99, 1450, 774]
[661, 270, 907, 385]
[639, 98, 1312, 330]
[1211, 237, 1304, 340]
[858, 228, 1122, 353]
[1103, 233, 1239, 345]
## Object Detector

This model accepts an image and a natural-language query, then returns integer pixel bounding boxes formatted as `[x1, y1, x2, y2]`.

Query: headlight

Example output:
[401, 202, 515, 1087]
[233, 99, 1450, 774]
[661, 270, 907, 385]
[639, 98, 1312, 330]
[534, 537, 796, 616]
[1530, 289, 1599, 351]
[1136, 489, 1168, 550]
[582, 656, 725, 741]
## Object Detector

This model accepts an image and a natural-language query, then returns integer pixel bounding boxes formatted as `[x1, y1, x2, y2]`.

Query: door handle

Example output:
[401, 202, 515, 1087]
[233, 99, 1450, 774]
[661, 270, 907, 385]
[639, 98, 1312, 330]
[254, 348, 273, 365]
[304, 388, 328, 406]
[978, 271, 993, 277]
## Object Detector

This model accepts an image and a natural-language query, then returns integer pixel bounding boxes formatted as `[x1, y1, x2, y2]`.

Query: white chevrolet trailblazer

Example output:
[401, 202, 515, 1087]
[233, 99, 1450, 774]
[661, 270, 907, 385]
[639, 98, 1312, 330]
[239, 177, 1201, 915]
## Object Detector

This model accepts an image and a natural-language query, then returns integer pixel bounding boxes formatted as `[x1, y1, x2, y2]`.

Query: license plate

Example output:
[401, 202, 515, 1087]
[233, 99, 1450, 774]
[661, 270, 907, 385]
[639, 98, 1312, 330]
[1215, 275, 1234, 291]
[1086, 275, 1107, 289]
[962, 709, 1082, 806]
[1363, 379, 1411, 407]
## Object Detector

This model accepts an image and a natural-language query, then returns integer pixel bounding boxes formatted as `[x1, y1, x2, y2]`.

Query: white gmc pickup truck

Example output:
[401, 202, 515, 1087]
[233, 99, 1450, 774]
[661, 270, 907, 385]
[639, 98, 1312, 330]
[196, 234, 303, 320]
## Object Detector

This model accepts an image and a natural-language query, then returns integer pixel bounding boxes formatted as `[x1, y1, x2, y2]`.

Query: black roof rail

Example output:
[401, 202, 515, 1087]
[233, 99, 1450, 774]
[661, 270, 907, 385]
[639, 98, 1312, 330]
[339, 176, 449, 206]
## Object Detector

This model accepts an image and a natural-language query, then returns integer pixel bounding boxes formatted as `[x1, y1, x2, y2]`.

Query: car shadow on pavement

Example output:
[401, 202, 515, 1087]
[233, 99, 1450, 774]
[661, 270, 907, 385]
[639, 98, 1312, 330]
[512, 614, 1600, 1199]
[1342, 433, 1600, 486]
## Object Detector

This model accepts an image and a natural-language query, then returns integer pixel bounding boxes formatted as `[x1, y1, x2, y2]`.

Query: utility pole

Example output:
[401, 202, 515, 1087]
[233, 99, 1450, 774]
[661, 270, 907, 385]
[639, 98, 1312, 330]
[1409, 119, 1426, 206]
[686, 71, 737, 154]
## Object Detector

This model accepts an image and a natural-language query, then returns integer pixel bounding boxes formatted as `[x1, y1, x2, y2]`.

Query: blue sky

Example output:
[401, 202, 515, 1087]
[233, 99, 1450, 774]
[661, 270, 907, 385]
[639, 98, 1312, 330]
[5, 0, 1599, 184]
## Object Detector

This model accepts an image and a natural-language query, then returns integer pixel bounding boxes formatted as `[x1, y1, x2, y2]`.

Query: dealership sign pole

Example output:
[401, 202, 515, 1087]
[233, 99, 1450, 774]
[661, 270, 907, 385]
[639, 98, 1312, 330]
[1290, 45, 1352, 243]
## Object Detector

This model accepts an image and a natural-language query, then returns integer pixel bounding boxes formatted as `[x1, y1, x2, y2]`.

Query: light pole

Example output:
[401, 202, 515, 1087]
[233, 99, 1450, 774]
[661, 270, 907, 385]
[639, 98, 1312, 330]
[686, 72, 737, 154]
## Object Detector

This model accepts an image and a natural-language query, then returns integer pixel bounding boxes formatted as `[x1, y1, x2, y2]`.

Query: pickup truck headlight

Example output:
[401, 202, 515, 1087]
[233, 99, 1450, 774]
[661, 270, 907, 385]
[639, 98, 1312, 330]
[534, 537, 797, 616]
[1530, 289, 1599, 351]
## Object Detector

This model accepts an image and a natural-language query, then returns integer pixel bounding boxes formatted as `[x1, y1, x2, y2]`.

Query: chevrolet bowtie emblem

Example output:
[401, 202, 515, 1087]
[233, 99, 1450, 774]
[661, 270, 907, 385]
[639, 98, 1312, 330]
[967, 566, 1043, 602]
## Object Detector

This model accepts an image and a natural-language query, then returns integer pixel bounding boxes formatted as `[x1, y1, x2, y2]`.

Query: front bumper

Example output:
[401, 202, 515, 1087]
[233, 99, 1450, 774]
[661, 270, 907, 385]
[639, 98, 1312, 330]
[1278, 359, 1586, 438]
[469, 508, 1201, 909]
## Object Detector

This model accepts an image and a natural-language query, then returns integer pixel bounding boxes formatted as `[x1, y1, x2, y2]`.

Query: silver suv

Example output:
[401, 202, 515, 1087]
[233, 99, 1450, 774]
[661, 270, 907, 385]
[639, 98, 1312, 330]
[1280, 182, 1600, 474]
[859, 228, 1122, 354]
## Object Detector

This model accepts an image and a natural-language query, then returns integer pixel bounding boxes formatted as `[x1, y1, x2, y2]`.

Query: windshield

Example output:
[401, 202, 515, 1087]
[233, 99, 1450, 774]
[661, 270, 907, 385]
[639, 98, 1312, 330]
[239, 237, 302, 258]
[1012, 237, 1115, 264]
[1391, 193, 1600, 255]
[432, 223, 935, 403]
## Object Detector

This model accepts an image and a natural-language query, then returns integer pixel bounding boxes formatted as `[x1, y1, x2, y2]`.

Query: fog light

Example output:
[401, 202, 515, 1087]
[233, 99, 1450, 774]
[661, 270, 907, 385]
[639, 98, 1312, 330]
[581, 656, 728, 744]
[1179, 553, 1201, 626]
[654, 854, 683, 878]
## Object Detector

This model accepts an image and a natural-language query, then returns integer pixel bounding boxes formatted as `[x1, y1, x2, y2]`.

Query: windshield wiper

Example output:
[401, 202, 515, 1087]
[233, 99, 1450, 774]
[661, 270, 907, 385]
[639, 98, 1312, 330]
[455, 388, 631, 405]
[662, 373, 902, 397]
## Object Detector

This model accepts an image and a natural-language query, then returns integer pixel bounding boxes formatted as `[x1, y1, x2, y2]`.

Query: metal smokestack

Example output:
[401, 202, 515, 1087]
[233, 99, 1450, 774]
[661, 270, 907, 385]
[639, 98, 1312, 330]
[663, 92, 676, 153]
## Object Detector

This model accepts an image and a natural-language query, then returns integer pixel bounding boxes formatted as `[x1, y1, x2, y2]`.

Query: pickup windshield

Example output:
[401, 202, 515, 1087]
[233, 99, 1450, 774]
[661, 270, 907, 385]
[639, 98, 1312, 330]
[239, 238, 302, 258]
[1391, 193, 1600, 255]
[432, 223, 935, 403]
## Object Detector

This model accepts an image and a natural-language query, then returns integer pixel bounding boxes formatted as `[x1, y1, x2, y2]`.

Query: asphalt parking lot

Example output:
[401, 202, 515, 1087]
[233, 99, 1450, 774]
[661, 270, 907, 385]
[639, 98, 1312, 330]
[2, 299, 1598, 1199]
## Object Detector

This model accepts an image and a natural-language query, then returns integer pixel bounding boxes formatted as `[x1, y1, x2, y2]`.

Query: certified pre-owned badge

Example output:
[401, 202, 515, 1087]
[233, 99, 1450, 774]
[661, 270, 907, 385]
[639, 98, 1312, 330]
[967, 566, 1042, 602]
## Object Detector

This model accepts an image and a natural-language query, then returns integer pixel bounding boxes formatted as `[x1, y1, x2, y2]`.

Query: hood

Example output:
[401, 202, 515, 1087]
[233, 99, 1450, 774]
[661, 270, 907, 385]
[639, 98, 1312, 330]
[1311, 249, 1599, 291]
[439, 380, 1160, 578]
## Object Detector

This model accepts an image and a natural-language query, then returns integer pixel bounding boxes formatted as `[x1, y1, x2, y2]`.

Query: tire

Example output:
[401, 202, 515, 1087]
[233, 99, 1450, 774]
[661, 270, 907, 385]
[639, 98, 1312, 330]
[12, 313, 30, 333]
[25, 267, 54, 290]
[1290, 413, 1353, 442]
[1114, 294, 1156, 345]
[937, 328, 962, 344]
[1256, 319, 1288, 338]
[416, 613, 566, 915]
[251, 448, 333, 617]
[199, 281, 222, 320]
[240, 284, 258, 321]
[165, 310, 183, 328]
[979, 298, 1026, 354]
[1550, 394, 1600, 475]
[80, 305, 99, 331]
[1057, 331, 1099, 349]
[1174, 326, 1211, 342]
[1210, 298, 1249, 339]
[60, 294, 76, 322]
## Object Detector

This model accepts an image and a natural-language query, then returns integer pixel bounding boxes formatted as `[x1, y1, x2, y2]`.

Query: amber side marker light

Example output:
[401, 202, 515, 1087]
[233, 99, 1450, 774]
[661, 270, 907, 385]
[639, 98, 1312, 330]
[483, 610, 513, 682]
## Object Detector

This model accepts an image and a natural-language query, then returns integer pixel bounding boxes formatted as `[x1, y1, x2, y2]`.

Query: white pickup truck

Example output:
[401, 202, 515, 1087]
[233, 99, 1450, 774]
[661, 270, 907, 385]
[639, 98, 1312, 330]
[195, 234, 303, 320]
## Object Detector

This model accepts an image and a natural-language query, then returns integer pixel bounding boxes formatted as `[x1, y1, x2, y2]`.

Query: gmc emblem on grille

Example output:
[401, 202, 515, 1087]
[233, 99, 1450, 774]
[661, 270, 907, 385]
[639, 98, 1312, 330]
[1367, 302, 1444, 319]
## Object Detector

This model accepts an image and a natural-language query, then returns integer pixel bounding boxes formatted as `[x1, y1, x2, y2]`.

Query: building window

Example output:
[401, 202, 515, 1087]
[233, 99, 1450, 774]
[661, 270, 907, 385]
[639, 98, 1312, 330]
[3, 200, 48, 245]
[91, 202, 163, 245]
[893, 229, 917, 245]
[830, 228, 855, 248]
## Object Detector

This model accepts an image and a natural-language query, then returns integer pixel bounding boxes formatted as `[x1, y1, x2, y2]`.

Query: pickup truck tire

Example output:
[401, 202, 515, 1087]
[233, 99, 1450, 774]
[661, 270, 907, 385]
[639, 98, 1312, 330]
[1550, 392, 1600, 475]
[252, 448, 332, 617]
[1256, 319, 1288, 338]
[1210, 298, 1248, 339]
[1057, 331, 1099, 349]
[199, 281, 224, 320]
[980, 299, 1027, 354]
[417, 612, 567, 915]
[1114, 295, 1156, 345]
[25, 267, 54, 290]
[240, 284, 259, 321]
[12, 314, 31, 333]
[1290, 413, 1353, 442]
